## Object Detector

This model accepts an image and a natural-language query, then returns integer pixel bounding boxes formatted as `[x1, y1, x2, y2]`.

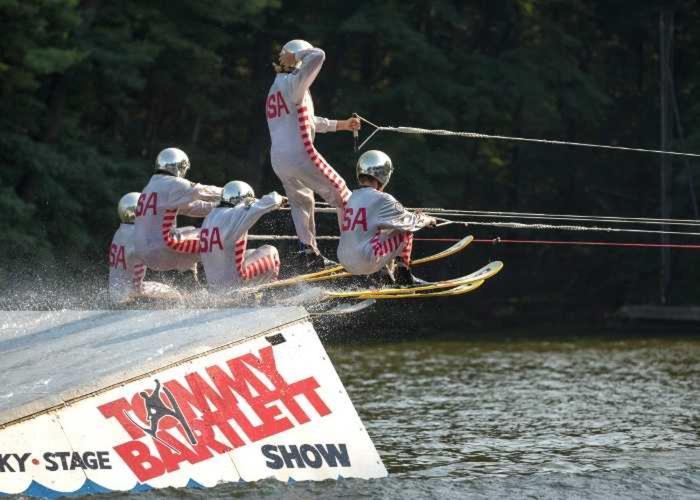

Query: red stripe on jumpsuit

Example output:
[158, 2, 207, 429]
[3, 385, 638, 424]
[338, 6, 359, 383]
[234, 235, 280, 281]
[161, 209, 200, 254]
[133, 263, 146, 293]
[371, 231, 414, 266]
[297, 106, 351, 204]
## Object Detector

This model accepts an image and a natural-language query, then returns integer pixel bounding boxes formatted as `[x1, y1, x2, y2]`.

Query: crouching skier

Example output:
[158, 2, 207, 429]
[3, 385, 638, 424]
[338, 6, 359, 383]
[200, 181, 285, 293]
[266, 39, 360, 270]
[134, 148, 222, 282]
[108, 192, 182, 305]
[337, 150, 437, 285]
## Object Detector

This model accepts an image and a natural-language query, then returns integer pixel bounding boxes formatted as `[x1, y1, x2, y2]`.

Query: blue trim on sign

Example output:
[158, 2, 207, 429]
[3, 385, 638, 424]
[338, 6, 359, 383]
[23, 481, 66, 498]
[186, 479, 205, 489]
[12, 479, 147, 498]
[132, 482, 154, 493]
[6, 476, 228, 498]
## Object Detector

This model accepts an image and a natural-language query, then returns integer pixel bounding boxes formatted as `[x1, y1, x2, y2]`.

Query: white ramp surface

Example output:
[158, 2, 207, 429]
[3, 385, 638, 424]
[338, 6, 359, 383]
[0, 308, 387, 496]
[0, 308, 306, 425]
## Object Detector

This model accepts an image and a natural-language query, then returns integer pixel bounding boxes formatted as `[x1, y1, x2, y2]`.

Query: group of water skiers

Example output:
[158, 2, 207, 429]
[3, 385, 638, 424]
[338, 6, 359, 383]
[108, 40, 438, 304]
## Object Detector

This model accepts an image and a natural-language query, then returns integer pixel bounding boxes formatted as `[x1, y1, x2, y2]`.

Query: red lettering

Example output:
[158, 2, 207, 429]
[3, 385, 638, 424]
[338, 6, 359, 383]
[107, 243, 127, 269]
[114, 441, 165, 482]
[207, 364, 292, 441]
[275, 91, 289, 116]
[135, 193, 145, 217]
[136, 192, 158, 217]
[153, 432, 200, 474]
[266, 94, 276, 119]
[183, 372, 246, 448]
[99, 398, 146, 440]
[101, 345, 333, 480]
[341, 207, 352, 231]
[210, 227, 223, 251]
[144, 193, 157, 215]
[351, 207, 368, 232]
[199, 227, 224, 253]
[108, 244, 116, 267]
[266, 91, 290, 119]
[114, 246, 126, 269]
[199, 228, 209, 253]
[164, 378, 235, 454]
[341, 207, 368, 232]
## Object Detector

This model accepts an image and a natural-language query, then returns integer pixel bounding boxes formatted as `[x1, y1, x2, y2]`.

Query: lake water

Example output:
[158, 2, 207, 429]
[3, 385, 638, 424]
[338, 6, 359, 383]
[112, 334, 700, 499]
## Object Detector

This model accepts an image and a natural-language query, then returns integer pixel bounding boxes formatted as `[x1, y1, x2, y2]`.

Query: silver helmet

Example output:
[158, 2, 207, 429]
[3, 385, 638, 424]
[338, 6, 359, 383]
[117, 192, 140, 224]
[222, 180, 255, 206]
[357, 150, 394, 188]
[280, 39, 313, 70]
[155, 147, 190, 177]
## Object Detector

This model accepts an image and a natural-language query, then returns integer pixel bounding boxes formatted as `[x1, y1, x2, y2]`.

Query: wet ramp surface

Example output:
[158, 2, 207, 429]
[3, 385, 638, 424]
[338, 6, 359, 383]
[0, 307, 308, 426]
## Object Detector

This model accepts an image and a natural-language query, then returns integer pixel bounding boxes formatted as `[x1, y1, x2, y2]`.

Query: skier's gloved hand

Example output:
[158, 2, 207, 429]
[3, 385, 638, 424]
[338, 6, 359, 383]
[337, 117, 361, 132]
[415, 209, 437, 228]
[268, 191, 287, 208]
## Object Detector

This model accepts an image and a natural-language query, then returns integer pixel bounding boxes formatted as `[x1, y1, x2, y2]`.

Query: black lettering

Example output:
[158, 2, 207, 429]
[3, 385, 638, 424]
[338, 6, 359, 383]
[44, 453, 58, 472]
[261, 445, 283, 470]
[82, 452, 98, 470]
[316, 443, 351, 467]
[15, 453, 31, 472]
[97, 451, 112, 470]
[70, 452, 86, 470]
[279, 445, 305, 468]
[300, 445, 322, 468]
[0, 454, 15, 472]
[56, 451, 70, 470]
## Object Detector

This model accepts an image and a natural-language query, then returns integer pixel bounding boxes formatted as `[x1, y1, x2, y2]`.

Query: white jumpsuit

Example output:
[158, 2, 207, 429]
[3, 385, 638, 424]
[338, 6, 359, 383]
[133, 173, 222, 271]
[200, 193, 284, 293]
[266, 47, 350, 251]
[108, 223, 180, 304]
[337, 187, 433, 275]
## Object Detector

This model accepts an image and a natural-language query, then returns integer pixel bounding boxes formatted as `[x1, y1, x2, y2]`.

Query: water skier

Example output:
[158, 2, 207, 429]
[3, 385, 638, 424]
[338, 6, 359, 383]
[133, 148, 222, 280]
[108, 192, 182, 304]
[337, 150, 437, 285]
[266, 39, 360, 270]
[200, 181, 286, 292]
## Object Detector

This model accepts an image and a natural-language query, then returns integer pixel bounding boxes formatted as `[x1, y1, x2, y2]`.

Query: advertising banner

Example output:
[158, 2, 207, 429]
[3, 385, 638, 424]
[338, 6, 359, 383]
[0, 320, 386, 496]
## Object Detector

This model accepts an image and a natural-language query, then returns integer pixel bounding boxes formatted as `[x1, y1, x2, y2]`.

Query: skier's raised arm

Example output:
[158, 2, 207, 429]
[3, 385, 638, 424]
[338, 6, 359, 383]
[286, 47, 325, 105]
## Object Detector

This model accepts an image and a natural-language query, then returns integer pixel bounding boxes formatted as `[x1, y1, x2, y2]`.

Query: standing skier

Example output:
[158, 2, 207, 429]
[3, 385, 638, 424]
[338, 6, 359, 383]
[133, 147, 222, 278]
[108, 192, 181, 304]
[337, 150, 437, 285]
[266, 39, 360, 269]
[200, 181, 285, 293]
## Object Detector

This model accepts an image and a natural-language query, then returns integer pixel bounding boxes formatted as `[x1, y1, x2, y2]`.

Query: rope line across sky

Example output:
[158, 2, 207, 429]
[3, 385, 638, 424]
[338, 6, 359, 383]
[354, 114, 700, 158]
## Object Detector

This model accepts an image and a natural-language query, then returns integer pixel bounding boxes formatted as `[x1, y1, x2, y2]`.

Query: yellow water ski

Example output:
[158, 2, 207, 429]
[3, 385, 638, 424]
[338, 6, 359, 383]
[412, 235, 474, 266]
[359, 260, 502, 296]
[326, 261, 501, 299]
[269, 235, 476, 288]
[328, 280, 485, 300]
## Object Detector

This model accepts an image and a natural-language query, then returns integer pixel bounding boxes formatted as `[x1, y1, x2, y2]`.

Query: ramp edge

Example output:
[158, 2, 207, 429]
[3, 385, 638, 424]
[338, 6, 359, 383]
[0, 314, 310, 429]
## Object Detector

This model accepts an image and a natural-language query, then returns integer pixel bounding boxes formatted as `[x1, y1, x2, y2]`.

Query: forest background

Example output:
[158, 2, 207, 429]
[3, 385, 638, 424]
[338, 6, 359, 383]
[1, 0, 699, 327]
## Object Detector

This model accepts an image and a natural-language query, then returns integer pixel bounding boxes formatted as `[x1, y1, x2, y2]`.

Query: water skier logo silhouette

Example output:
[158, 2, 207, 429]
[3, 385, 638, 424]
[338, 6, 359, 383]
[124, 379, 197, 453]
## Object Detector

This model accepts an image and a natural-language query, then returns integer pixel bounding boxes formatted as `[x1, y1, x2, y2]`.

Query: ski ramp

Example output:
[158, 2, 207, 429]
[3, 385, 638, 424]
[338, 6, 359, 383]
[0, 307, 386, 496]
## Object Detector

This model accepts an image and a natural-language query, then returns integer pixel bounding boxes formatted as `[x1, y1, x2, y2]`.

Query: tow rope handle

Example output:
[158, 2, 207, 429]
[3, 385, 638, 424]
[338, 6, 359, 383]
[352, 112, 359, 152]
